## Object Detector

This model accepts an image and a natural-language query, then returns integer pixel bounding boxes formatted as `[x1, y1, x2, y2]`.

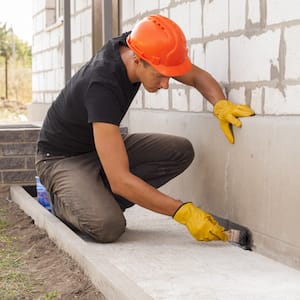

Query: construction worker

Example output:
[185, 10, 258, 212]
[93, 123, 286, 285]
[35, 15, 254, 243]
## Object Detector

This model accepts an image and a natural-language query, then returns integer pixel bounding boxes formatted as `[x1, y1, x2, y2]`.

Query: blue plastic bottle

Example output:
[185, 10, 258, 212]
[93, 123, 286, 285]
[35, 176, 52, 212]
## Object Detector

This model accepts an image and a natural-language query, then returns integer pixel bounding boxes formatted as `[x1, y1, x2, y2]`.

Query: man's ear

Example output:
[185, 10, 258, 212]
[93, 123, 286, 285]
[132, 53, 141, 65]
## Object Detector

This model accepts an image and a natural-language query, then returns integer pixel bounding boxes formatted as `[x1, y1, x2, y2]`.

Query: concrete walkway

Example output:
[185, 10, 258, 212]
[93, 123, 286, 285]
[10, 186, 300, 300]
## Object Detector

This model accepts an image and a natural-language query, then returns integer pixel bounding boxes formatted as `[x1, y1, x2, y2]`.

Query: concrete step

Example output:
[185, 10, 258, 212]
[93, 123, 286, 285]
[10, 186, 300, 300]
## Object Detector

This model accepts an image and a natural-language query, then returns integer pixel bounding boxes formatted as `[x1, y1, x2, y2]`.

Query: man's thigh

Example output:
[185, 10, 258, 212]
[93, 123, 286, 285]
[36, 152, 126, 242]
[124, 133, 194, 187]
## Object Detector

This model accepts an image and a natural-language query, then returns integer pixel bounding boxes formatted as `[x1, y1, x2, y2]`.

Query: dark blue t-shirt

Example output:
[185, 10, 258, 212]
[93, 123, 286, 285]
[38, 32, 140, 156]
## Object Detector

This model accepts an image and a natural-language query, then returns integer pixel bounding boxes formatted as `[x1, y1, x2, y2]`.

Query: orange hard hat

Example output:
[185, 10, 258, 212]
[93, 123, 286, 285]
[126, 15, 192, 77]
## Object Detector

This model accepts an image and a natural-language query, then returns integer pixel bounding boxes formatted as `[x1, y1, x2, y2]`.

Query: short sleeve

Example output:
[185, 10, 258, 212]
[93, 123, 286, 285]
[85, 81, 123, 125]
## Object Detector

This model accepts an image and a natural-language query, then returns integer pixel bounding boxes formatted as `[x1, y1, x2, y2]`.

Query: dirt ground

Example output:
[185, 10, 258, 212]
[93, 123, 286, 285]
[0, 196, 105, 300]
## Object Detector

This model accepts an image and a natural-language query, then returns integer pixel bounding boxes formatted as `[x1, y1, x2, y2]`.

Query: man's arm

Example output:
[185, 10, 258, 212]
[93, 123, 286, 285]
[174, 64, 255, 144]
[93, 122, 227, 241]
[174, 64, 225, 105]
[93, 122, 182, 216]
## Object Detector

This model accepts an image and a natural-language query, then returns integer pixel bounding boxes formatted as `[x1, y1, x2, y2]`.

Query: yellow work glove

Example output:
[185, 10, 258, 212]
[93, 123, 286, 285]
[173, 202, 228, 241]
[213, 100, 255, 144]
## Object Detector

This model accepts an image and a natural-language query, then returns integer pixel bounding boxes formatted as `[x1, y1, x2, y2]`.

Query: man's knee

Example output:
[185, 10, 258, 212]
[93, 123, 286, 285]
[82, 214, 126, 243]
[178, 137, 195, 167]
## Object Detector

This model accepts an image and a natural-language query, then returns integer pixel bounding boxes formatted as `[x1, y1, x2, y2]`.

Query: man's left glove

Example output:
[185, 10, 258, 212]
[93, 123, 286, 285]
[213, 100, 255, 144]
[173, 202, 228, 241]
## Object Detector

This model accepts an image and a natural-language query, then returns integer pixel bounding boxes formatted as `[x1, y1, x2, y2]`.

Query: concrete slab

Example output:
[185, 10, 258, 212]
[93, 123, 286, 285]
[10, 186, 300, 300]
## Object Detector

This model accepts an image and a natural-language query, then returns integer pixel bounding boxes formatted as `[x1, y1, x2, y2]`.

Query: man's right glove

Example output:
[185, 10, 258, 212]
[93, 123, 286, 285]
[173, 202, 228, 241]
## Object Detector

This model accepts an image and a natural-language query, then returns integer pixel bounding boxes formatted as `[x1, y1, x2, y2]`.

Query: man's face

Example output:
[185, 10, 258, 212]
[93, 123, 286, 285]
[136, 61, 170, 93]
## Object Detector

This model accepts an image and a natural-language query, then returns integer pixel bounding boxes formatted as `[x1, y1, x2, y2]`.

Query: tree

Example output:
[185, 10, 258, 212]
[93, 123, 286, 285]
[0, 23, 32, 64]
[0, 22, 32, 101]
[0, 23, 12, 99]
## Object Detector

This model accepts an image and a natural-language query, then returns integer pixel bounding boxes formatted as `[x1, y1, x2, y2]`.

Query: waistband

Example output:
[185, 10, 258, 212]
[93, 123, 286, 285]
[35, 152, 67, 164]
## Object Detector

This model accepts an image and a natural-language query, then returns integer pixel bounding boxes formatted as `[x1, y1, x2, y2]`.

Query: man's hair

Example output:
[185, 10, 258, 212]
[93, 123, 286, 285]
[132, 52, 150, 68]
[140, 58, 149, 68]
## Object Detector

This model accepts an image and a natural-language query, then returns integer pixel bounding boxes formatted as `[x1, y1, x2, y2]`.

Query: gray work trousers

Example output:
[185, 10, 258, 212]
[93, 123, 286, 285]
[35, 133, 194, 243]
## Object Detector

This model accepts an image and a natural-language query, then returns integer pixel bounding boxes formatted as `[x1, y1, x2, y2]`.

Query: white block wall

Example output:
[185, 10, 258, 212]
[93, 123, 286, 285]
[31, 0, 300, 114]
[31, 0, 92, 105]
[121, 0, 300, 115]
[121, 0, 300, 269]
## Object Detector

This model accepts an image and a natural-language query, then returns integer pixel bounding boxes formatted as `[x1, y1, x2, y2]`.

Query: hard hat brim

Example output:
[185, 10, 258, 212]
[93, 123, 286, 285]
[152, 57, 192, 77]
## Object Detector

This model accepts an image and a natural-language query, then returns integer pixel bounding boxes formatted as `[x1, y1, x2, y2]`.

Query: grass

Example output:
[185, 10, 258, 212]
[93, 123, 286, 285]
[39, 291, 60, 300]
[0, 208, 8, 229]
[0, 205, 59, 299]
[0, 210, 32, 298]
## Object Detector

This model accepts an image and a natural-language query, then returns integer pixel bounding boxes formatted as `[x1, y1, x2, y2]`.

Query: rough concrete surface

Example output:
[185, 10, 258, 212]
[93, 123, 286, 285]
[11, 186, 300, 300]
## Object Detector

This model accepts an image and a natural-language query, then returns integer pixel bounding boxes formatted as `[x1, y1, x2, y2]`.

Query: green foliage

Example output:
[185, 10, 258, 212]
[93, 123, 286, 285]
[38, 290, 60, 300]
[0, 22, 31, 66]
[13, 35, 32, 67]
[0, 211, 31, 299]
[0, 208, 8, 230]
[0, 22, 32, 104]
[0, 23, 11, 58]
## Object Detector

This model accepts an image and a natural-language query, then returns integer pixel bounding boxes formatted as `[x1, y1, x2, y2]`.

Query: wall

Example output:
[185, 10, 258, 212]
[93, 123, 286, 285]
[0, 125, 39, 200]
[29, 0, 93, 121]
[121, 0, 300, 269]
[29, 0, 300, 269]
[122, 0, 300, 114]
